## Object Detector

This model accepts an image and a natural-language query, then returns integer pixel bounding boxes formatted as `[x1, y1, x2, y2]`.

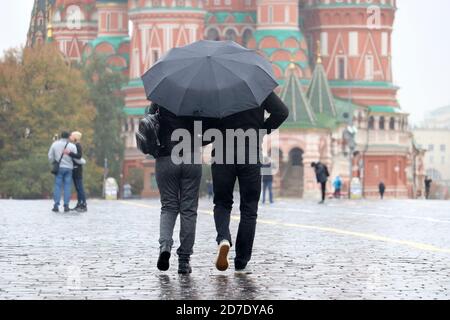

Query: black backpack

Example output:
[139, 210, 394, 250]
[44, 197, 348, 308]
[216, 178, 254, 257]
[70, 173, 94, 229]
[135, 107, 162, 158]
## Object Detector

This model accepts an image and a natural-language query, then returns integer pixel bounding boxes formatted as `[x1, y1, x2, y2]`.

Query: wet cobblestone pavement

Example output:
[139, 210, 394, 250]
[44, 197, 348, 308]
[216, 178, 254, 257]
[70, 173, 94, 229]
[1, 198, 450, 300]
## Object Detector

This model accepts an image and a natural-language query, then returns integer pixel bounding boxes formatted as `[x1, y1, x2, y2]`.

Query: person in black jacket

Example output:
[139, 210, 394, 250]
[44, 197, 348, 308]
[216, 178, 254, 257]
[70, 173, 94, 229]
[311, 161, 330, 204]
[424, 176, 433, 200]
[379, 181, 386, 200]
[64, 131, 87, 212]
[212, 92, 289, 273]
[150, 103, 215, 275]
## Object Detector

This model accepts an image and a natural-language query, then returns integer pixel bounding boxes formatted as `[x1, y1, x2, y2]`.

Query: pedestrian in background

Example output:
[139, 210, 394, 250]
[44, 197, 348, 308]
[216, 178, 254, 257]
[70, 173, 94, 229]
[424, 176, 433, 200]
[333, 176, 342, 199]
[261, 156, 274, 204]
[65, 131, 87, 212]
[379, 182, 386, 200]
[48, 131, 78, 213]
[311, 162, 330, 204]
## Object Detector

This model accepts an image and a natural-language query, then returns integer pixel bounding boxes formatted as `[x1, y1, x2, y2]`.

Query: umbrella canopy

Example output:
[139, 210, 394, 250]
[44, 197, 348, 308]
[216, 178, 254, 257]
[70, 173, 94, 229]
[141, 40, 278, 118]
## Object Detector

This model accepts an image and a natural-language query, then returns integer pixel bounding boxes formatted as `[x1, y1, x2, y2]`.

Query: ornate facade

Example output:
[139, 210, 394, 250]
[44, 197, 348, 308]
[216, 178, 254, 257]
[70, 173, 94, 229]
[27, 0, 425, 199]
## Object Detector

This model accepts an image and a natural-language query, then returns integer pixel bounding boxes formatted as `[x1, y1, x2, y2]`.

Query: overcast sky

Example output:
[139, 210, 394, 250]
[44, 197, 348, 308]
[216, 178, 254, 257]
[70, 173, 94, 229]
[1, 0, 449, 124]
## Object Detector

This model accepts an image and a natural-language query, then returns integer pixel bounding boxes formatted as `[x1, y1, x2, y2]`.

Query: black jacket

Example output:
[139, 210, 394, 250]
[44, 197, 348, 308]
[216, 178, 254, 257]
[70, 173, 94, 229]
[151, 92, 289, 161]
[215, 92, 289, 163]
[219, 92, 289, 133]
[314, 162, 330, 184]
[69, 143, 83, 178]
[150, 104, 217, 158]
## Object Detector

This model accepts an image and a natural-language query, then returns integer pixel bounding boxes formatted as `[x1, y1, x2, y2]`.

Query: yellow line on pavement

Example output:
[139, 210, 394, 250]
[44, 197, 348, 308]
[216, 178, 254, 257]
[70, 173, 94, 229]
[119, 201, 450, 254]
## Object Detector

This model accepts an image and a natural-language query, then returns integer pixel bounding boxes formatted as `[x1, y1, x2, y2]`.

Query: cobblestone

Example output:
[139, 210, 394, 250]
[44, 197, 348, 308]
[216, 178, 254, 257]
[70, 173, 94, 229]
[0, 198, 449, 300]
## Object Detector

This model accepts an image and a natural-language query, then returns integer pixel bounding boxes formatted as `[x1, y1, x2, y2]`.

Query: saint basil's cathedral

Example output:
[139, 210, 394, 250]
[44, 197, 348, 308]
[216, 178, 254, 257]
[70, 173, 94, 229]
[27, 0, 426, 199]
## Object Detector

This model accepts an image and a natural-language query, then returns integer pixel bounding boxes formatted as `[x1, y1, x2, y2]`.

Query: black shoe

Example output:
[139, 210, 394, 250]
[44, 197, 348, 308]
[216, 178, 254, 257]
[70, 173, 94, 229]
[76, 204, 87, 213]
[157, 251, 171, 271]
[64, 206, 70, 213]
[71, 203, 81, 211]
[178, 261, 192, 275]
[52, 206, 59, 213]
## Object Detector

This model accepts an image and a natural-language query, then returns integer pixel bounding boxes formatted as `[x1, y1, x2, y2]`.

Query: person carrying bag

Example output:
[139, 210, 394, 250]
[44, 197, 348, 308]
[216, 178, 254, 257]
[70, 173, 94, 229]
[51, 141, 69, 175]
[48, 132, 78, 212]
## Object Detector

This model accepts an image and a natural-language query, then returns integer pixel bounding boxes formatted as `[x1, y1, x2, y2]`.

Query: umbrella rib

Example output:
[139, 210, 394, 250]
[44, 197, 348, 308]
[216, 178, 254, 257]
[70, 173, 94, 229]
[213, 55, 276, 79]
[211, 60, 261, 117]
[208, 58, 222, 117]
[211, 58, 259, 102]
[171, 60, 207, 115]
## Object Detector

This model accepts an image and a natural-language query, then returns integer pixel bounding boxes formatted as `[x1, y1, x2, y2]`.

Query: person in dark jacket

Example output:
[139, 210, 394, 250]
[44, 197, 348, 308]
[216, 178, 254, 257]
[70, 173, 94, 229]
[150, 103, 213, 275]
[212, 92, 289, 273]
[424, 176, 433, 200]
[65, 131, 87, 212]
[379, 182, 386, 199]
[311, 162, 330, 204]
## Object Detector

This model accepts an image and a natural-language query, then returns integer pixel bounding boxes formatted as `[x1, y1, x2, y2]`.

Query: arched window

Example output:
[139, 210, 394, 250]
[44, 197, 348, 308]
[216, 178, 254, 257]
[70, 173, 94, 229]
[242, 29, 253, 48]
[379, 116, 385, 130]
[289, 148, 304, 167]
[206, 28, 220, 41]
[389, 117, 395, 130]
[53, 11, 61, 23]
[225, 29, 237, 42]
[368, 116, 375, 130]
[106, 13, 111, 31]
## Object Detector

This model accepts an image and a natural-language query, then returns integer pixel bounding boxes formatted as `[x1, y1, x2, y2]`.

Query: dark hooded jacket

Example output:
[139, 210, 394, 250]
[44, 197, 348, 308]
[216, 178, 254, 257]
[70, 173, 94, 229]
[314, 162, 330, 184]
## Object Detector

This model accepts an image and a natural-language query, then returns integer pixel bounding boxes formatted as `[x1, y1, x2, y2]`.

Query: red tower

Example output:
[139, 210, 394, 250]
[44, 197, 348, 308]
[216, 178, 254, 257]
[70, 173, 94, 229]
[83, 0, 130, 75]
[301, 0, 398, 107]
[96, 0, 129, 38]
[255, 0, 311, 80]
[51, 0, 98, 62]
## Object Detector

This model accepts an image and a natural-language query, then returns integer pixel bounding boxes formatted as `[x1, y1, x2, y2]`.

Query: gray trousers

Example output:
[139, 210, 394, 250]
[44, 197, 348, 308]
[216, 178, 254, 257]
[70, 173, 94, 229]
[155, 156, 202, 261]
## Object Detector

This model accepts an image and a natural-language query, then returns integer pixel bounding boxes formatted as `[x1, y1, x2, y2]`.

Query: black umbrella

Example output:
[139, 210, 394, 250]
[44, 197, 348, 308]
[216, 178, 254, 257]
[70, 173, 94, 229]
[141, 40, 278, 118]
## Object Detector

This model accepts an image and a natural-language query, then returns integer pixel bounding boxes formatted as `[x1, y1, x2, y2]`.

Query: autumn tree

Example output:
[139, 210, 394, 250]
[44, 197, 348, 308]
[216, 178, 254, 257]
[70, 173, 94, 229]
[81, 54, 126, 182]
[0, 45, 103, 198]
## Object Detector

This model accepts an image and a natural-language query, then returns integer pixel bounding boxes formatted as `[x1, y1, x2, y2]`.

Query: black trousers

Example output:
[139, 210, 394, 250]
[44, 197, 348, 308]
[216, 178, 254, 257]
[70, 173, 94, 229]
[212, 163, 261, 269]
[320, 182, 327, 201]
